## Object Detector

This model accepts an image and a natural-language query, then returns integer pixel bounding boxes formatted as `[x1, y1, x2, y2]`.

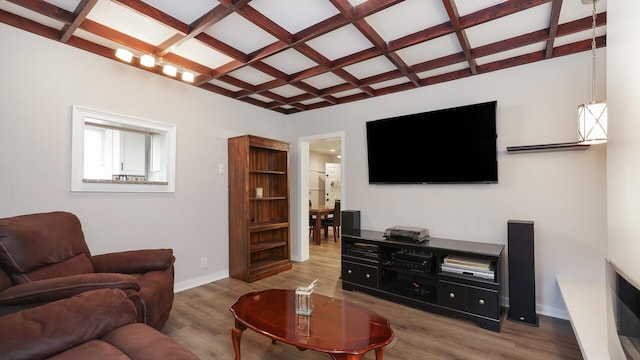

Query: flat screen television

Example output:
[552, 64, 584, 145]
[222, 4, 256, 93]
[366, 101, 498, 184]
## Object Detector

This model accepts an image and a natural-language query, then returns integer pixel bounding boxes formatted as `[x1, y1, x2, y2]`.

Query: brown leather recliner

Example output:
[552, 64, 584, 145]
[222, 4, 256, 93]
[0, 288, 199, 360]
[0, 211, 175, 330]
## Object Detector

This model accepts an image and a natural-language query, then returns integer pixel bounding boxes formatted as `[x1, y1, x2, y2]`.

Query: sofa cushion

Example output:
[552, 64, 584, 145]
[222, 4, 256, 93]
[102, 323, 199, 360]
[0, 273, 140, 306]
[13, 253, 94, 284]
[0, 288, 136, 360]
[0, 212, 92, 283]
[48, 340, 131, 360]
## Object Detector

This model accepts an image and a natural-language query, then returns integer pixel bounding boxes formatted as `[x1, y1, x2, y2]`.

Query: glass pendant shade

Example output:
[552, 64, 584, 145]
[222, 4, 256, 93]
[577, 101, 607, 143]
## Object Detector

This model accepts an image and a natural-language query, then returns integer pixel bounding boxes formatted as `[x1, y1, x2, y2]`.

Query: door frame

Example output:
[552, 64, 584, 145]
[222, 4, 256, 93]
[295, 131, 345, 262]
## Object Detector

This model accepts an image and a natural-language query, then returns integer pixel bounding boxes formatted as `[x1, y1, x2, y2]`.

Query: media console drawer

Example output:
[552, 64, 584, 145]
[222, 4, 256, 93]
[342, 261, 378, 288]
[437, 280, 499, 319]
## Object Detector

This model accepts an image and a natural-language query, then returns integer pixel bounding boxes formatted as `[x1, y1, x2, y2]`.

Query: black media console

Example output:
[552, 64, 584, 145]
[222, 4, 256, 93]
[341, 230, 505, 332]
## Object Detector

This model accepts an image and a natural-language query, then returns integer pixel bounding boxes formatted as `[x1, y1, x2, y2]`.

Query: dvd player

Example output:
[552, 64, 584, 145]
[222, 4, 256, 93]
[384, 226, 429, 243]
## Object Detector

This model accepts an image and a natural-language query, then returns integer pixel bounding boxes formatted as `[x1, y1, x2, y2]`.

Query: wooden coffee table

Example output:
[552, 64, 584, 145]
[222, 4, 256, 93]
[229, 289, 394, 360]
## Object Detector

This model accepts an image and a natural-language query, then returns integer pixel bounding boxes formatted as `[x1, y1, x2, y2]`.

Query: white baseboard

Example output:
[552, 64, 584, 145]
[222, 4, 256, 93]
[174, 270, 228, 293]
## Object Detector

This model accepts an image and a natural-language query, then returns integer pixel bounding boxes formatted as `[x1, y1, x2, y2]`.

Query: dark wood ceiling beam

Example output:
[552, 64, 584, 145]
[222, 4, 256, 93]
[545, 0, 563, 58]
[459, 0, 553, 28]
[293, 43, 332, 70]
[359, 69, 405, 87]
[386, 52, 421, 86]
[217, 75, 257, 94]
[162, 53, 214, 76]
[472, 29, 549, 59]
[336, 92, 370, 105]
[59, 0, 97, 43]
[442, 0, 477, 75]
[351, 19, 421, 87]
[0, 9, 60, 40]
[410, 52, 467, 74]
[251, 62, 288, 83]
[236, 5, 292, 44]
[195, 33, 248, 62]
[421, 68, 472, 86]
[113, 0, 189, 33]
[81, 19, 155, 53]
[388, 22, 454, 53]
[557, 12, 606, 36]
[293, 13, 345, 44]
[6, 0, 74, 24]
[199, 82, 237, 97]
[552, 35, 605, 57]
[289, 65, 329, 84]
[372, 81, 417, 97]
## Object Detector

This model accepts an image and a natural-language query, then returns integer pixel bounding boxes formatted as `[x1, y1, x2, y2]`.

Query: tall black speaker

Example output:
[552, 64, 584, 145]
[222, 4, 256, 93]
[341, 210, 360, 236]
[507, 220, 539, 326]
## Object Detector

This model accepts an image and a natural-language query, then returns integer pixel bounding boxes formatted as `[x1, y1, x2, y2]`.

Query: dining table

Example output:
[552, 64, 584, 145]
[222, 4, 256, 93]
[309, 207, 333, 245]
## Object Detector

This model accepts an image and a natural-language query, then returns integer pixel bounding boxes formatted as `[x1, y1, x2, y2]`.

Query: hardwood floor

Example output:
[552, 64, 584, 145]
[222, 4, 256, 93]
[163, 234, 582, 359]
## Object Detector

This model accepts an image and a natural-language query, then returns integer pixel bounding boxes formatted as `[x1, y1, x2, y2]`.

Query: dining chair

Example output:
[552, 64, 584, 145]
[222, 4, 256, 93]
[322, 199, 341, 242]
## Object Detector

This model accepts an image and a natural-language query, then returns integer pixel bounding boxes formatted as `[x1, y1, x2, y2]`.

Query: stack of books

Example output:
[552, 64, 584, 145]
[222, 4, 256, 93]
[441, 255, 494, 280]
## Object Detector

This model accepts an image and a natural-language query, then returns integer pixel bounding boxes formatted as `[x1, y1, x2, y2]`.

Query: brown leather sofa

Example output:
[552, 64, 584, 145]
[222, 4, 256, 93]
[0, 211, 175, 329]
[0, 288, 198, 360]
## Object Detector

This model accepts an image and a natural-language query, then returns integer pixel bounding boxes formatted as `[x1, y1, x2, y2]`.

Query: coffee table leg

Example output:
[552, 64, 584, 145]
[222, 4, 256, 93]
[375, 347, 384, 360]
[231, 322, 246, 360]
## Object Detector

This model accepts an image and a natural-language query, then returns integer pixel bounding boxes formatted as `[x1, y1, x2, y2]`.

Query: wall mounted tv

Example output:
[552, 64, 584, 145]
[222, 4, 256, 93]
[366, 101, 498, 184]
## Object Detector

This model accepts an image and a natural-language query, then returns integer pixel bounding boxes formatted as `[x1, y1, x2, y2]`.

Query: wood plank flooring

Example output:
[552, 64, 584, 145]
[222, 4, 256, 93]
[163, 234, 582, 360]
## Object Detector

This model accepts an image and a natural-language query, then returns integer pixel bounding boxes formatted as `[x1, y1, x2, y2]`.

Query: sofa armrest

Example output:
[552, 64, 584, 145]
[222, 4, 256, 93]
[0, 288, 137, 360]
[91, 249, 175, 274]
[0, 273, 139, 306]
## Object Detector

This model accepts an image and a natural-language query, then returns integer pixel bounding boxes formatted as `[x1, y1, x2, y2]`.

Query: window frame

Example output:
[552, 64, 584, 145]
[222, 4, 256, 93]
[71, 105, 177, 192]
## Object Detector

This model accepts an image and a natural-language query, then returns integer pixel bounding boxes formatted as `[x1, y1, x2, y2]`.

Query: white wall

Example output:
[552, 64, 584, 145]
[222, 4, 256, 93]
[606, 0, 640, 289]
[287, 51, 608, 318]
[0, 24, 286, 290]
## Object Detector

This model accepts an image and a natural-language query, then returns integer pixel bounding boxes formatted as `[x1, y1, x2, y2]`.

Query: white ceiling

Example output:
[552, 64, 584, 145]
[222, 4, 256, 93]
[0, 0, 607, 114]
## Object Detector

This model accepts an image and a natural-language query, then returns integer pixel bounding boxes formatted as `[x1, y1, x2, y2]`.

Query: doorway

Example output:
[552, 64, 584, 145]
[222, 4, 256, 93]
[296, 132, 345, 262]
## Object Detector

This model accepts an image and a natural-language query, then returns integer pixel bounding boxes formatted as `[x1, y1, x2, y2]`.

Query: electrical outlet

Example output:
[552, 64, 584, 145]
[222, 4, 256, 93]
[201, 257, 208, 269]
[218, 164, 225, 175]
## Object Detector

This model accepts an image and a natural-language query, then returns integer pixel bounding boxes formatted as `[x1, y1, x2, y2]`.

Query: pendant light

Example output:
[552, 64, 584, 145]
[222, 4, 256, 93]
[577, 0, 607, 144]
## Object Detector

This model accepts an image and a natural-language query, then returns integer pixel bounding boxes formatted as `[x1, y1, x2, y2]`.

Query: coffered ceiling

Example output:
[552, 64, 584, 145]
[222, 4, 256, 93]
[0, 0, 607, 114]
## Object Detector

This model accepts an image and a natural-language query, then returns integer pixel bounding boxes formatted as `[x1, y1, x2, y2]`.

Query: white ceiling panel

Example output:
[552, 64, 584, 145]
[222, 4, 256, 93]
[301, 72, 347, 90]
[250, 0, 339, 34]
[205, 12, 278, 55]
[306, 24, 374, 61]
[227, 66, 276, 86]
[87, 1, 176, 46]
[466, 4, 552, 48]
[171, 38, 234, 70]
[395, 33, 462, 66]
[208, 79, 243, 92]
[45, 0, 81, 13]
[343, 56, 398, 80]
[261, 49, 319, 75]
[455, 0, 507, 17]
[559, 0, 607, 24]
[143, 0, 218, 24]
[365, 0, 448, 43]
[269, 84, 307, 98]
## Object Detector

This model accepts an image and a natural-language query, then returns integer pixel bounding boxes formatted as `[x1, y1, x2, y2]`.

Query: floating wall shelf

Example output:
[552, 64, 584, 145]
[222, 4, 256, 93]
[506, 142, 591, 154]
